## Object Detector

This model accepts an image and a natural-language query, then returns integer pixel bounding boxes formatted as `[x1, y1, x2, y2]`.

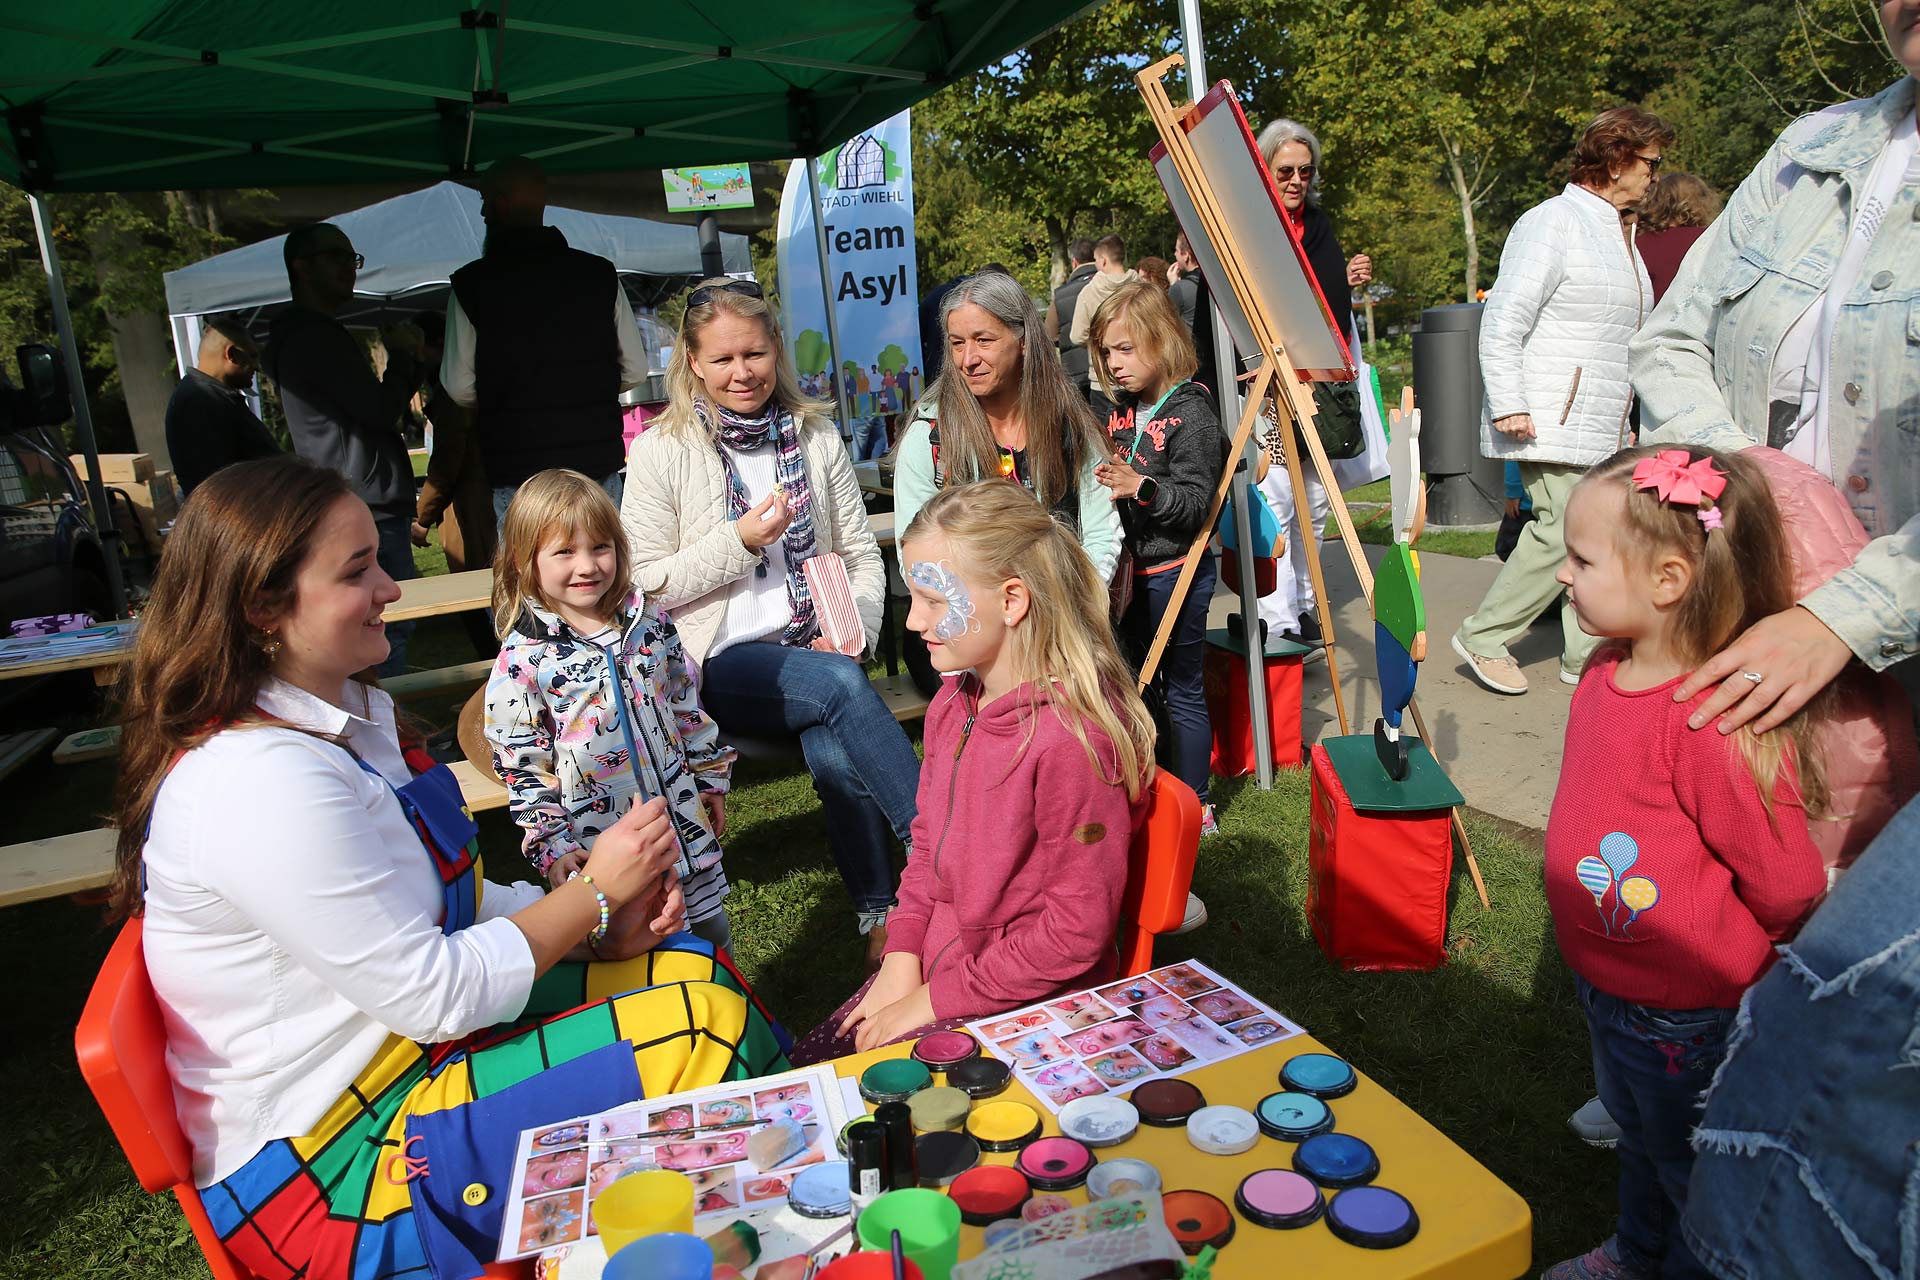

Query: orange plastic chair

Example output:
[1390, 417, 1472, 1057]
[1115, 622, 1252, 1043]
[1119, 771, 1202, 976]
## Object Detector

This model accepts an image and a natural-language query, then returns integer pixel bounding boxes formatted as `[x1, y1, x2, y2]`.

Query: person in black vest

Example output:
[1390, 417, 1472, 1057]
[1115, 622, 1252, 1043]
[440, 156, 647, 531]
[166, 315, 281, 496]
[1044, 239, 1098, 399]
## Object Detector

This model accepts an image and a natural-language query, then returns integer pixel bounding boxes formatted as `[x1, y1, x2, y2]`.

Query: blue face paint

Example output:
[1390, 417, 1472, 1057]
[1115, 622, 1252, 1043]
[908, 559, 978, 640]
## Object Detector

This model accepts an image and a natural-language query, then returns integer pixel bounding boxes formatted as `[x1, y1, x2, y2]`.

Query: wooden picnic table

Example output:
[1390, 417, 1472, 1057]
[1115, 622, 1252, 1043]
[853, 459, 893, 496]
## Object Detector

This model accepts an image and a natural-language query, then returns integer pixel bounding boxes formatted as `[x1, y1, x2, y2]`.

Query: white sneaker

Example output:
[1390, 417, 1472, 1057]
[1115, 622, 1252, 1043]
[1170, 892, 1208, 935]
[1560, 668, 1582, 687]
[1568, 1096, 1620, 1148]
[1452, 632, 1528, 695]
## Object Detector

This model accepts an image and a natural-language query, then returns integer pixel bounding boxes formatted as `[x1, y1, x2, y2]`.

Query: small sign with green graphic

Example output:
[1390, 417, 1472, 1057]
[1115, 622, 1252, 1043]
[663, 164, 754, 211]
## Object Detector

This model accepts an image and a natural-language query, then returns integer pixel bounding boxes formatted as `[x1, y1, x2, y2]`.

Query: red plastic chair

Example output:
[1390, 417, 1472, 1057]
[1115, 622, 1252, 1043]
[1119, 771, 1203, 976]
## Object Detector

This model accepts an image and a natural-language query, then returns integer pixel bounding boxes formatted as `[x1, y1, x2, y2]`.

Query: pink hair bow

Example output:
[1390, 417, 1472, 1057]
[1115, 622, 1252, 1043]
[1632, 449, 1726, 507]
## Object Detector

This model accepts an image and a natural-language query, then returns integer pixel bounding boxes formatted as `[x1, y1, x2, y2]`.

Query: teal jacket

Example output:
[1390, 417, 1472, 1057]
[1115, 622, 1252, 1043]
[1630, 77, 1919, 671]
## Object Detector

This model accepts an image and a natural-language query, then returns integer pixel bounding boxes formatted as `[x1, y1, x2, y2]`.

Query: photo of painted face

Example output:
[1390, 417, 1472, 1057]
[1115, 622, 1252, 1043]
[1032, 1061, 1106, 1105]
[995, 1030, 1074, 1069]
[599, 1109, 664, 1143]
[522, 1148, 589, 1198]
[588, 1153, 658, 1198]
[688, 1166, 741, 1214]
[1225, 1016, 1287, 1045]
[655, 1133, 749, 1172]
[528, 1122, 589, 1153]
[645, 1106, 695, 1134]
[753, 1085, 815, 1125]
[742, 1175, 793, 1204]
[1083, 1046, 1154, 1087]
[1148, 963, 1219, 1000]
[979, 1010, 1051, 1041]
[1133, 994, 1197, 1027]
[1192, 991, 1261, 1025]
[698, 1098, 753, 1127]
[1162, 1015, 1240, 1060]
[1136, 1032, 1196, 1071]
[1046, 993, 1118, 1030]
[1066, 1017, 1152, 1057]
[1095, 977, 1166, 1008]
[518, 1190, 585, 1252]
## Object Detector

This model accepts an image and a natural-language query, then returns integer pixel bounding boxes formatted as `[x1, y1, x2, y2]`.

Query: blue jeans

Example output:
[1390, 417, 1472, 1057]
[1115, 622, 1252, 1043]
[1578, 977, 1734, 1279]
[700, 643, 918, 925]
[373, 512, 417, 677]
[493, 469, 624, 540]
[1682, 792, 1920, 1280]
[1123, 549, 1215, 805]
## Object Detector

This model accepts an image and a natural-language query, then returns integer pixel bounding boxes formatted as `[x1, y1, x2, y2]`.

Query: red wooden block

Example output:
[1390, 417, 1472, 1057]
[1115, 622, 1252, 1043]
[1204, 641, 1304, 774]
[1307, 744, 1453, 971]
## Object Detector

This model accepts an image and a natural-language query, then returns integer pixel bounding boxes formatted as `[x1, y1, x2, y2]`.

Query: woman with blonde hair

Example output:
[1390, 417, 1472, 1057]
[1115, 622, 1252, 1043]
[790, 481, 1155, 1061]
[622, 278, 918, 965]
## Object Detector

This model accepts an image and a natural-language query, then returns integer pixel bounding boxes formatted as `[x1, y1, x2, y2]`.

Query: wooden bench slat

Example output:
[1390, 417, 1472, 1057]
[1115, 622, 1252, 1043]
[0, 828, 116, 908]
[382, 659, 496, 702]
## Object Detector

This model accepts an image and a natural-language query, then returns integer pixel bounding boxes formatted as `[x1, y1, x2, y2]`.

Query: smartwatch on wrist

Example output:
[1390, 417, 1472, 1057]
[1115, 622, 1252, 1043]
[1134, 475, 1158, 507]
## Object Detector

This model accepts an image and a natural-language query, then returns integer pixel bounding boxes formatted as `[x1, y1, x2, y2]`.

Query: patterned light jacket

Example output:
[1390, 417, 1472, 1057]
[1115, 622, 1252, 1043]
[484, 592, 735, 922]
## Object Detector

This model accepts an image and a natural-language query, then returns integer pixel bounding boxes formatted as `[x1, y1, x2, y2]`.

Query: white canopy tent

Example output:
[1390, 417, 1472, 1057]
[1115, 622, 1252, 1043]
[162, 180, 752, 377]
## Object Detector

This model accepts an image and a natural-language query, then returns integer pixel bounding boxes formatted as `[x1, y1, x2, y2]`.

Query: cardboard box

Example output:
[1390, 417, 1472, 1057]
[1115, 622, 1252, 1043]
[112, 471, 180, 551]
[70, 452, 154, 485]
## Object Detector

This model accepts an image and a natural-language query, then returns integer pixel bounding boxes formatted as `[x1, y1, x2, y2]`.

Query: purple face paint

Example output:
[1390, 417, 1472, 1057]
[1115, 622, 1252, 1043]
[1325, 1185, 1419, 1248]
[907, 559, 977, 640]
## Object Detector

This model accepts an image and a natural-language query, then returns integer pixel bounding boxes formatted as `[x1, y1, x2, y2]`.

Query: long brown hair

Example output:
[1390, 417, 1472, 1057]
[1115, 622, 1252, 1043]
[926, 271, 1105, 511]
[1580, 445, 1828, 817]
[903, 481, 1156, 799]
[492, 468, 634, 637]
[110, 458, 358, 916]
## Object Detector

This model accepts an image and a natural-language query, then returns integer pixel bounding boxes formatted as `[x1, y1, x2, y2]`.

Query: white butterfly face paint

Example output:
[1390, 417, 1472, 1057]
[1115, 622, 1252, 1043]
[907, 559, 978, 641]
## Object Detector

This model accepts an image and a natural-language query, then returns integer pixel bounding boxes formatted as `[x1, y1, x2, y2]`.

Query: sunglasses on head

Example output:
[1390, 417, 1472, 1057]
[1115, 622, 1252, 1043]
[1271, 163, 1315, 182]
[688, 279, 765, 308]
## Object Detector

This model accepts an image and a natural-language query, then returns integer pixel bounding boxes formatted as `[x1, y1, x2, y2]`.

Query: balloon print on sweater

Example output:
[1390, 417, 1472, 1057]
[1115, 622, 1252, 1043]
[1575, 832, 1660, 938]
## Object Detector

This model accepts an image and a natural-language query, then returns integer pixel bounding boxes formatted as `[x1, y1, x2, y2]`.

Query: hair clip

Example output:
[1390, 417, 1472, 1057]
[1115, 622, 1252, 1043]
[1632, 449, 1727, 531]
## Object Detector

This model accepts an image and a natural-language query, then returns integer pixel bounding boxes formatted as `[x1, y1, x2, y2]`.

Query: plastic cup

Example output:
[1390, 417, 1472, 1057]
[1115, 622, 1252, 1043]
[593, 1169, 695, 1256]
[816, 1252, 926, 1280]
[855, 1189, 962, 1280]
[604, 1231, 714, 1280]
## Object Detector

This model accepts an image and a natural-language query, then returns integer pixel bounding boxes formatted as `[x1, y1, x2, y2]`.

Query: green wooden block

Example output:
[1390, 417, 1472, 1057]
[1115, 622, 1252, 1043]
[1320, 734, 1463, 812]
[1374, 544, 1426, 655]
[1203, 627, 1316, 661]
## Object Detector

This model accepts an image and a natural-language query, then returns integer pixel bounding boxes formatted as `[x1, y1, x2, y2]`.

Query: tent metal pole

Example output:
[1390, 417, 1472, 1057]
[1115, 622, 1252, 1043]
[1178, 0, 1273, 789]
[805, 156, 854, 435]
[698, 213, 724, 279]
[29, 192, 128, 618]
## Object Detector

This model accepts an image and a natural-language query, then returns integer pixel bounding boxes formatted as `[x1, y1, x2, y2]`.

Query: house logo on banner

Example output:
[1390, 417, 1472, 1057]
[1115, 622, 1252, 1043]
[775, 110, 922, 456]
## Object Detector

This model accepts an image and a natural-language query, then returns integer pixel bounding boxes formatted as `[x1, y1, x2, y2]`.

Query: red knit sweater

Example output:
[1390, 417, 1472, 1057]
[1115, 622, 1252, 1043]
[1546, 650, 1825, 1009]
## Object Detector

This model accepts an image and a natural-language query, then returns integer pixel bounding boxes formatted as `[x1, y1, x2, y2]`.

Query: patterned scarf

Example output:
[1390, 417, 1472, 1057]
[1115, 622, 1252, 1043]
[699, 397, 819, 647]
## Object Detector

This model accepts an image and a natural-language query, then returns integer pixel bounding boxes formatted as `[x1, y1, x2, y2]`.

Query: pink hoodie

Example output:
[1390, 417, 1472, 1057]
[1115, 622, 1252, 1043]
[884, 675, 1147, 1021]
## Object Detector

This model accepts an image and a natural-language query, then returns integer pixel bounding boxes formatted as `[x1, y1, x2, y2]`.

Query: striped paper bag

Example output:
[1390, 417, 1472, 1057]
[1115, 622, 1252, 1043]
[801, 552, 864, 657]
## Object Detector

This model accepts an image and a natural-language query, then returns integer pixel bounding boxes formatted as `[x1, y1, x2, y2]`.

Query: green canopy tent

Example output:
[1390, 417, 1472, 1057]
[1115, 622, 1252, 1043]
[0, 0, 1098, 614]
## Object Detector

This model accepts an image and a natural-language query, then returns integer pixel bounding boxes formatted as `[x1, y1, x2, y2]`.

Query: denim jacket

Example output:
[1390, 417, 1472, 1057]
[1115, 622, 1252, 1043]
[1631, 77, 1920, 671]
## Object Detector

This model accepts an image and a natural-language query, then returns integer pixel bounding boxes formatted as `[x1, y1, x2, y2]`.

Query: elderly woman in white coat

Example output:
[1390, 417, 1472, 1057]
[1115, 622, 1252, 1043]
[622, 279, 919, 967]
[1453, 107, 1674, 696]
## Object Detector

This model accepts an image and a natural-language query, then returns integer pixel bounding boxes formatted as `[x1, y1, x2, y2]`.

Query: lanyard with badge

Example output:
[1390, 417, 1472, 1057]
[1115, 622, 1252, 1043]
[1120, 381, 1187, 466]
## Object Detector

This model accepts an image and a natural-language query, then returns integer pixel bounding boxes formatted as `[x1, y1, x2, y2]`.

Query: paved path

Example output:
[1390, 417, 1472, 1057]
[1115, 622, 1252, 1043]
[1207, 539, 1573, 833]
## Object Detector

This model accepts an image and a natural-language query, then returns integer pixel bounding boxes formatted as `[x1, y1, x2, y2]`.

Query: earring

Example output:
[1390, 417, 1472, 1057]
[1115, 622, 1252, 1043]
[260, 630, 282, 660]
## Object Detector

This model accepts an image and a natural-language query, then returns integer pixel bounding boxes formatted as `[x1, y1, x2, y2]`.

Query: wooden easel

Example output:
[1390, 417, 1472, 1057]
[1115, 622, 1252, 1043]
[1133, 53, 1489, 910]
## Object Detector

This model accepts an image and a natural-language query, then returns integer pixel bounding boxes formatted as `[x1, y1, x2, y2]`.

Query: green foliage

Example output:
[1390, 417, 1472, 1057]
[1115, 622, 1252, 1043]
[876, 343, 910, 375]
[793, 329, 831, 375]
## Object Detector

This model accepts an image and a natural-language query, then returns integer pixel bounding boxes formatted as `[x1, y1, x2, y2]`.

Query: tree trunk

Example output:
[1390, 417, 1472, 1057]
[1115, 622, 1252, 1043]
[1441, 133, 1480, 299]
[1044, 215, 1069, 290]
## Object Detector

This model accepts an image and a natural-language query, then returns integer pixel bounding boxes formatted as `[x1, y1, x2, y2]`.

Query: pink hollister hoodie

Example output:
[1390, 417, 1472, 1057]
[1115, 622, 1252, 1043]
[884, 674, 1148, 1022]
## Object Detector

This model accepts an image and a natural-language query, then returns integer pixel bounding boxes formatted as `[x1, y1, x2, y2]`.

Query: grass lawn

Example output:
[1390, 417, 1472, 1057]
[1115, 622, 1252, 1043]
[0, 552, 1606, 1280]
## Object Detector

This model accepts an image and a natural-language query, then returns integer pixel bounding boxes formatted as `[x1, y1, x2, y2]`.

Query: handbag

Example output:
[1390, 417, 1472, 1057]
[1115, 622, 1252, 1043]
[1331, 319, 1392, 490]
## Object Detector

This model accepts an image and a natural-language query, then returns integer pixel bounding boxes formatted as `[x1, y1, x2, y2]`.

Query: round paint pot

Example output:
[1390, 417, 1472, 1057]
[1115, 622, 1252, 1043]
[1292, 1132, 1380, 1189]
[966, 1100, 1043, 1153]
[1186, 1105, 1260, 1156]
[1085, 1158, 1161, 1200]
[911, 1030, 980, 1072]
[981, 1218, 1025, 1248]
[789, 1161, 854, 1218]
[1162, 1189, 1236, 1255]
[913, 1131, 980, 1188]
[1326, 1186, 1420, 1249]
[1129, 1078, 1207, 1127]
[1013, 1136, 1095, 1192]
[1022, 1194, 1073, 1223]
[1254, 1091, 1334, 1142]
[947, 1165, 1032, 1226]
[947, 1056, 1012, 1100]
[1279, 1052, 1357, 1100]
[838, 1115, 880, 1157]
[860, 1058, 933, 1106]
[908, 1086, 971, 1134]
[1057, 1095, 1139, 1148]
[1233, 1169, 1324, 1230]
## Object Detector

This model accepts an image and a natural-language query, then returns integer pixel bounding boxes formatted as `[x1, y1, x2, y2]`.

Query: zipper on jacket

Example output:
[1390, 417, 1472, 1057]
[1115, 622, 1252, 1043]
[1560, 367, 1584, 424]
[930, 705, 978, 886]
[1620, 218, 1645, 446]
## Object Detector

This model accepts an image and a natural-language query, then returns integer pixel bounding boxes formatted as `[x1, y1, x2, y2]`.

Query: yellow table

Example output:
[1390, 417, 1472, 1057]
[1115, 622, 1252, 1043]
[826, 1036, 1530, 1280]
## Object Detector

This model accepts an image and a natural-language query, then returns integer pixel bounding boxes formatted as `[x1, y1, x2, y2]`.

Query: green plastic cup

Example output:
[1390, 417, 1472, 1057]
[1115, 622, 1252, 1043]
[855, 1188, 962, 1280]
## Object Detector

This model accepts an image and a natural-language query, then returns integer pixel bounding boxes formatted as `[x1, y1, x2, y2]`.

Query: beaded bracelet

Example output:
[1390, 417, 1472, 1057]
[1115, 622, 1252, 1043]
[576, 872, 611, 944]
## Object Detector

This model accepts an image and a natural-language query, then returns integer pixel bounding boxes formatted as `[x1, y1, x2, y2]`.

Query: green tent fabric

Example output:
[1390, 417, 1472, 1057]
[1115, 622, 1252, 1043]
[0, 0, 1095, 192]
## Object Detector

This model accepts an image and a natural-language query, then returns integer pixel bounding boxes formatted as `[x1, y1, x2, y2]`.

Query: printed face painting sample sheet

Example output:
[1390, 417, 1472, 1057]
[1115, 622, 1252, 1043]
[963, 961, 1303, 1113]
[499, 1065, 846, 1261]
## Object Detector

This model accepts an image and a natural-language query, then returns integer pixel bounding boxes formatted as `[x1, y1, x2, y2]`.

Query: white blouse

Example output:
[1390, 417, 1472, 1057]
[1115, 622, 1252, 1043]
[141, 678, 545, 1185]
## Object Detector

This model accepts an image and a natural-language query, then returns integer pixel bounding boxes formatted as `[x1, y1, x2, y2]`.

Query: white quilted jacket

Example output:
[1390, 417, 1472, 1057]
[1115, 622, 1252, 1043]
[1479, 183, 1653, 467]
[621, 413, 884, 665]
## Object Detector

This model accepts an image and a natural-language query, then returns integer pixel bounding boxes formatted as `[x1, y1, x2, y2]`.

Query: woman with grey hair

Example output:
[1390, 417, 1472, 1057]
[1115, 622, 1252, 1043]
[1251, 117, 1372, 645]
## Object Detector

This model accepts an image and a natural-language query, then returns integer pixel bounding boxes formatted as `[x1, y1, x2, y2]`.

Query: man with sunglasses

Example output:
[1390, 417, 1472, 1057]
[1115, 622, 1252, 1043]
[442, 156, 649, 529]
[265, 221, 426, 675]
[165, 315, 281, 496]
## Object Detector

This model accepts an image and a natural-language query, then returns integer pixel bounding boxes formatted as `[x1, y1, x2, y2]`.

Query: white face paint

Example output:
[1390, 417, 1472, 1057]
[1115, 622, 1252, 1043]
[906, 559, 976, 640]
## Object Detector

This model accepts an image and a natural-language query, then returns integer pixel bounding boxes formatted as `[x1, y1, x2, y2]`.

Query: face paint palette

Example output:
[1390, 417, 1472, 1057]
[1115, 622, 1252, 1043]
[1130, 1079, 1207, 1127]
[908, 1086, 971, 1134]
[914, 1131, 981, 1187]
[1057, 1095, 1140, 1148]
[1233, 1169, 1325, 1230]
[1254, 1091, 1334, 1142]
[788, 1161, 853, 1218]
[947, 1056, 1013, 1099]
[1292, 1132, 1380, 1189]
[966, 1100, 1043, 1153]
[1279, 1052, 1357, 1100]
[1326, 1186, 1420, 1249]
[1085, 1158, 1162, 1200]
[1013, 1136, 1095, 1191]
[948, 1165, 1033, 1226]
[1186, 1105, 1260, 1156]
[859, 1059, 933, 1105]
[1161, 1189, 1237, 1254]
[912, 1031, 981, 1072]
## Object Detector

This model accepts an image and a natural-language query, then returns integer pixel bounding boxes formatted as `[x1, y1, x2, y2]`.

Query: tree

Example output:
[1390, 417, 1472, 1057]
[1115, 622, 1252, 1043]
[793, 329, 831, 376]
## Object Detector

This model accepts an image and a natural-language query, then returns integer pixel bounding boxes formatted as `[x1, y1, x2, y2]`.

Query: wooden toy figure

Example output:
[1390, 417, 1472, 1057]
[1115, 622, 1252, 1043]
[1373, 387, 1427, 780]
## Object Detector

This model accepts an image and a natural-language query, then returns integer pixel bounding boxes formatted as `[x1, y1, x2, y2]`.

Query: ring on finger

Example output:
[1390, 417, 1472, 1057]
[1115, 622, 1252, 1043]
[1738, 670, 1765, 684]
